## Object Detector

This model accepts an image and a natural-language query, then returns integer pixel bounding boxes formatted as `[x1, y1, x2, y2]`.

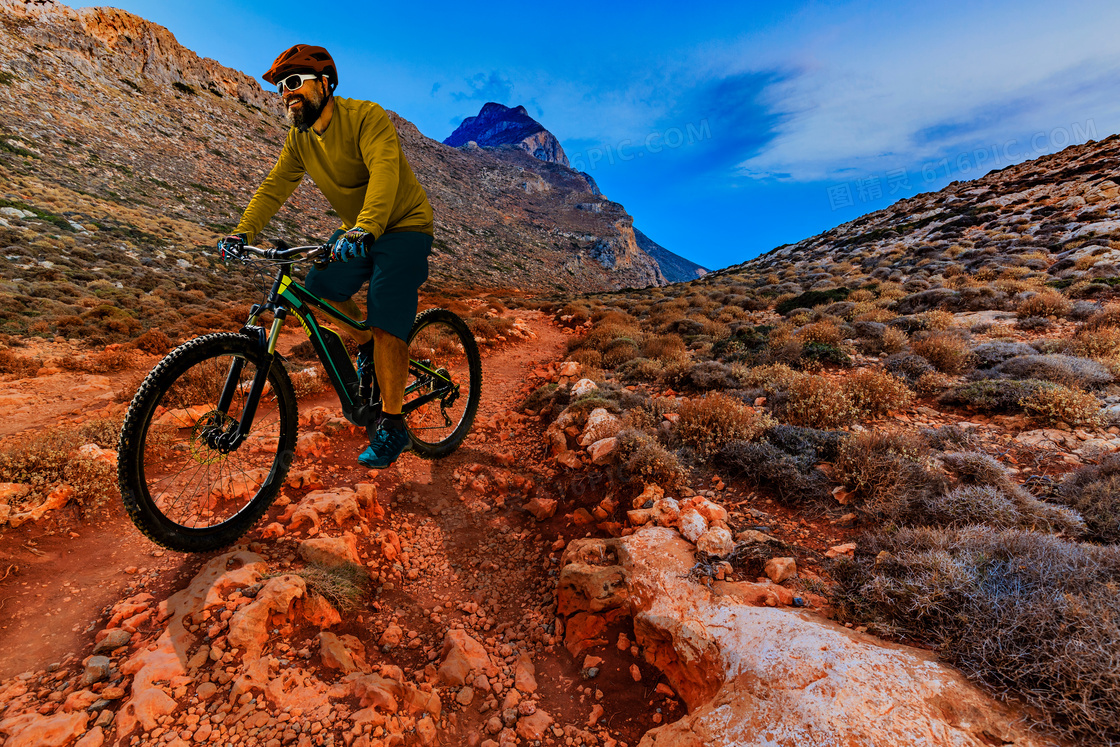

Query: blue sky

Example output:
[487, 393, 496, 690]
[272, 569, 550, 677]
[83, 0, 1120, 271]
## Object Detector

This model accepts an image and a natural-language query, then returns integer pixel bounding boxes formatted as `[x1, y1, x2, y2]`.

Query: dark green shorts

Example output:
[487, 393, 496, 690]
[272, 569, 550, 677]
[304, 230, 433, 342]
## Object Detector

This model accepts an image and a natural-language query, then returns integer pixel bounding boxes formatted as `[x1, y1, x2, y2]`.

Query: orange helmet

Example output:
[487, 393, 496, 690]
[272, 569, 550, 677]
[263, 44, 338, 91]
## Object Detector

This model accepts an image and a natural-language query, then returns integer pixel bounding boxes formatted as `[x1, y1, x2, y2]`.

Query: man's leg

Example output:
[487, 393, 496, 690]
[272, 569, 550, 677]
[372, 326, 407, 414]
[325, 298, 373, 346]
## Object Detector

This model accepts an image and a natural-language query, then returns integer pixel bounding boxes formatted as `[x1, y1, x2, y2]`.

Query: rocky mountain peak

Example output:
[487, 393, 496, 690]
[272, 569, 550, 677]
[444, 101, 570, 168]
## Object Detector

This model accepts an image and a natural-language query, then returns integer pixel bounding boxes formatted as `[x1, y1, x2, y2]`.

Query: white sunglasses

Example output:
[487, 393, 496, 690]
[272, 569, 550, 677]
[277, 73, 321, 93]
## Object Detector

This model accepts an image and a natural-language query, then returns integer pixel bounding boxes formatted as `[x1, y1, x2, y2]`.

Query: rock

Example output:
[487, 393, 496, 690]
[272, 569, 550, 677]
[456, 686, 475, 705]
[678, 508, 707, 543]
[564, 528, 1043, 747]
[559, 360, 581, 377]
[764, 557, 798, 584]
[633, 483, 664, 509]
[76, 443, 117, 466]
[564, 612, 608, 657]
[300, 594, 342, 628]
[695, 527, 734, 556]
[439, 630, 493, 685]
[513, 655, 537, 694]
[0, 710, 90, 747]
[295, 431, 331, 458]
[515, 708, 553, 741]
[736, 529, 779, 544]
[227, 574, 306, 661]
[652, 498, 680, 527]
[74, 726, 105, 747]
[588, 436, 619, 465]
[524, 496, 557, 521]
[579, 408, 623, 446]
[196, 682, 217, 701]
[416, 716, 438, 746]
[92, 628, 131, 654]
[116, 636, 186, 737]
[82, 656, 111, 686]
[298, 533, 361, 568]
[556, 562, 628, 616]
[319, 631, 365, 674]
[288, 489, 362, 531]
[825, 542, 857, 559]
[570, 378, 599, 398]
[379, 624, 404, 648]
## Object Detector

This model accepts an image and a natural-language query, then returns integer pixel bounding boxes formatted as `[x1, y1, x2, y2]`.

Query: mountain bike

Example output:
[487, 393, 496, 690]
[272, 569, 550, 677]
[116, 240, 481, 553]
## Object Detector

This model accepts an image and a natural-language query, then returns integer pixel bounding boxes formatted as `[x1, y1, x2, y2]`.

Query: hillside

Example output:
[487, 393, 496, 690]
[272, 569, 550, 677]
[0, 0, 679, 350]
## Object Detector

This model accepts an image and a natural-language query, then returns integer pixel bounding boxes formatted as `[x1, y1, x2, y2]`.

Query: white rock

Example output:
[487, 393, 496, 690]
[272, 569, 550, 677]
[678, 508, 707, 543]
[696, 527, 734, 557]
[570, 378, 598, 397]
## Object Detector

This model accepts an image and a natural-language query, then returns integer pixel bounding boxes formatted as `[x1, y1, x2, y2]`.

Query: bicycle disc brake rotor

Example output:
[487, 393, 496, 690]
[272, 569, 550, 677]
[188, 410, 237, 464]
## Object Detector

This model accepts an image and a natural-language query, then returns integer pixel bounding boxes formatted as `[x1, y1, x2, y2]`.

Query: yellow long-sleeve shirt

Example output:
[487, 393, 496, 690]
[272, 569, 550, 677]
[235, 97, 434, 244]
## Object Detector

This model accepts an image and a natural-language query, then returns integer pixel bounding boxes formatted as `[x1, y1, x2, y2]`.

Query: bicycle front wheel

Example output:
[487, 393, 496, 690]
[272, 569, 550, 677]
[117, 333, 298, 552]
[403, 308, 482, 458]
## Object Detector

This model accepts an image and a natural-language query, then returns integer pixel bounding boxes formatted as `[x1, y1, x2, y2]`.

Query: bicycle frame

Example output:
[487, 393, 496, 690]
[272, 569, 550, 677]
[222, 245, 457, 437]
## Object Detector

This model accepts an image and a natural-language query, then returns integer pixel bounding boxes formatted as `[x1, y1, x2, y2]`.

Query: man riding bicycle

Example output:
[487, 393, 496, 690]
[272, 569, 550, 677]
[217, 44, 434, 470]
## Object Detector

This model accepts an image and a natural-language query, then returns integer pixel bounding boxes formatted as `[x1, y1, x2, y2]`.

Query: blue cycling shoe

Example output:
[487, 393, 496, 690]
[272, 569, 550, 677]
[359, 423, 410, 469]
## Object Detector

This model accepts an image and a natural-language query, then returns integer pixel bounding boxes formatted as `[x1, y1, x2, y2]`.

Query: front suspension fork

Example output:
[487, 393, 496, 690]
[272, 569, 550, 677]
[214, 310, 285, 452]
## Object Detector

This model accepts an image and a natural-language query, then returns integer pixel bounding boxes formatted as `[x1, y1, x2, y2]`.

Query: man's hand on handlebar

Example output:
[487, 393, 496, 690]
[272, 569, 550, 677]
[330, 226, 373, 262]
[217, 232, 248, 261]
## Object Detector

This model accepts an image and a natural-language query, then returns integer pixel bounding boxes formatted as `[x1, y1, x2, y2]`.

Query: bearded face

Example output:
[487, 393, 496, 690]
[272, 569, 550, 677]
[284, 78, 327, 132]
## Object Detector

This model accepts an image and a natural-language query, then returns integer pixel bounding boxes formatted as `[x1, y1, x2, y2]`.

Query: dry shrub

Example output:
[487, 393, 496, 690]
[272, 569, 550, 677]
[622, 398, 677, 435]
[1073, 325, 1120, 358]
[833, 430, 943, 518]
[848, 289, 876, 303]
[736, 363, 800, 393]
[914, 371, 953, 393]
[0, 421, 119, 518]
[1057, 454, 1120, 544]
[641, 334, 688, 364]
[796, 320, 843, 347]
[831, 526, 1120, 745]
[60, 348, 133, 374]
[676, 392, 775, 459]
[557, 302, 593, 325]
[716, 440, 832, 504]
[0, 349, 40, 376]
[289, 364, 328, 399]
[601, 338, 642, 368]
[567, 348, 602, 370]
[783, 374, 858, 429]
[843, 369, 914, 417]
[1083, 302, 1120, 330]
[1020, 384, 1104, 427]
[132, 328, 172, 355]
[616, 429, 687, 489]
[880, 327, 908, 354]
[939, 378, 1051, 413]
[294, 562, 371, 612]
[995, 354, 1113, 389]
[699, 319, 731, 339]
[910, 333, 974, 374]
[921, 310, 955, 331]
[1017, 289, 1072, 319]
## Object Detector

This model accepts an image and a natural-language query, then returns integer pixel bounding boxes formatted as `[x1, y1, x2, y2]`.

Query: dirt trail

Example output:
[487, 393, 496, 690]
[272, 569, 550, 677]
[0, 309, 679, 745]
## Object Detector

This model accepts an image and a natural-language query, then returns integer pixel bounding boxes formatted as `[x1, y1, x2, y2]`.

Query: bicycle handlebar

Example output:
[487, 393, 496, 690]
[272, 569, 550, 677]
[236, 242, 330, 262]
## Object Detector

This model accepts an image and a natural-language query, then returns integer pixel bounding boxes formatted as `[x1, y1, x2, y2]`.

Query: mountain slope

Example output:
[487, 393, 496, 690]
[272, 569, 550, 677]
[634, 227, 707, 283]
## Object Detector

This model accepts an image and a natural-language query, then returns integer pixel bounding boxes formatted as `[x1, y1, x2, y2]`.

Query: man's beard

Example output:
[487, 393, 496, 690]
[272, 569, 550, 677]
[285, 87, 327, 132]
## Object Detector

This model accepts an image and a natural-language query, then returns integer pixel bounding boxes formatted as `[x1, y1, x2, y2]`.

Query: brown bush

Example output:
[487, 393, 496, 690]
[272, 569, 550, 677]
[616, 429, 687, 489]
[843, 369, 914, 417]
[833, 430, 943, 518]
[910, 333, 974, 374]
[641, 333, 688, 364]
[676, 392, 775, 459]
[880, 327, 908, 354]
[289, 364, 328, 399]
[783, 374, 858, 429]
[1074, 326, 1120, 358]
[132, 328, 173, 355]
[1083, 302, 1120, 330]
[0, 423, 118, 518]
[1020, 384, 1104, 427]
[0, 349, 41, 377]
[567, 348, 603, 370]
[1017, 289, 1072, 319]
[59, 348, 133, 374]
[796, 320, 843, 347]
[920, 310, 955, 331]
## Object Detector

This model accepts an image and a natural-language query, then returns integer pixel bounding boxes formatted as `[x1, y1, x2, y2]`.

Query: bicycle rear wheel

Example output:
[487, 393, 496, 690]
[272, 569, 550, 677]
[117, 333, 298, 552]
[403, 308, 482, 458]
